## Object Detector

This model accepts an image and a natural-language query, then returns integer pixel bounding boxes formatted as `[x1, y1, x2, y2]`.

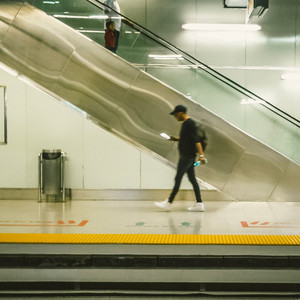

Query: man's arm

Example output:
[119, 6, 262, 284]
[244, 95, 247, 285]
[196, 142, 206, 163]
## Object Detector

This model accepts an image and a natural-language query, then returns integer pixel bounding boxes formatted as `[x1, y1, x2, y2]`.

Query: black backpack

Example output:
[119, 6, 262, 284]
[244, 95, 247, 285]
[195, 122, 208, 151]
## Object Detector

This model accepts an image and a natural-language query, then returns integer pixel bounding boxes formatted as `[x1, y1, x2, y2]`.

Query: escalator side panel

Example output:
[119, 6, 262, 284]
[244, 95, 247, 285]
[0, 2, 23, 41]
[269, 162, 300, 201]
[0, 3, 77, 91]
[52, 42, 142, 130]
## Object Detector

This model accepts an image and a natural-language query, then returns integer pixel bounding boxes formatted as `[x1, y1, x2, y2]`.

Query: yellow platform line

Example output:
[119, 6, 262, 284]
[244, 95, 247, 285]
[0, 233, 299, 245]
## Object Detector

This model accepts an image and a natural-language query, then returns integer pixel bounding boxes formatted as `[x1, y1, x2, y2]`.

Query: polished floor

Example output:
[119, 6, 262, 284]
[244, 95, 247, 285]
[0, 199, 299, 236]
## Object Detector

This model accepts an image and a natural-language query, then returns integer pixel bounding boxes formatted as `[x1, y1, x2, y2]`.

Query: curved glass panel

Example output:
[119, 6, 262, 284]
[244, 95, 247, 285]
[26, 0, 300, 163]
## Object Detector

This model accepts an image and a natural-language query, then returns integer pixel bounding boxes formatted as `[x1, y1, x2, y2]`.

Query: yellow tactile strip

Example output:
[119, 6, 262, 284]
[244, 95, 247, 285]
[0, 233, 299, 245]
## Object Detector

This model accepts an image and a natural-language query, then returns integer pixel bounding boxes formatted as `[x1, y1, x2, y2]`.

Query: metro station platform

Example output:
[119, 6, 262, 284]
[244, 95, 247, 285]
[0, 197, 299, 296]
[0, 198, 299, 243]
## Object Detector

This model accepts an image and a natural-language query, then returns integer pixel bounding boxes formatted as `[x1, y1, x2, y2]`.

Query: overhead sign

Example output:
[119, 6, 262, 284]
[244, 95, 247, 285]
[247, 0, 269, 23]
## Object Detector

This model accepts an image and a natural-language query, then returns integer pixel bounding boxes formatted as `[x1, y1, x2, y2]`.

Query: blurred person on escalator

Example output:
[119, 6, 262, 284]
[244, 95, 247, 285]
[104, 0, 121, 53]
[105, 20, 116, 53]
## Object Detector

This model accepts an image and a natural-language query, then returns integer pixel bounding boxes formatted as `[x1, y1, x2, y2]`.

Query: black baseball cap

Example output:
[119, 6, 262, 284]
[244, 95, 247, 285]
[170, 105, 187, 115]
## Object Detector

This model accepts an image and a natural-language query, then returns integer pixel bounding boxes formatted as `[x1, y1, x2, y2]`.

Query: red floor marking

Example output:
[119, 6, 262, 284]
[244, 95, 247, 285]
[78, 220, 88, 226]
[0, 220, 88, 227]
[241, 221, 300, 228]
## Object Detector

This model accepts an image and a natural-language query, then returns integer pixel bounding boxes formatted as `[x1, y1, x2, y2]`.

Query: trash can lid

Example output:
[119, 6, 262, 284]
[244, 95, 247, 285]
[42, 149, 62, 153]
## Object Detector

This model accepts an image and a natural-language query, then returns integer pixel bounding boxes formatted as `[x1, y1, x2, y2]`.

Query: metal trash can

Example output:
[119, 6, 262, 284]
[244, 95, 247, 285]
[38, 149, 66, 202]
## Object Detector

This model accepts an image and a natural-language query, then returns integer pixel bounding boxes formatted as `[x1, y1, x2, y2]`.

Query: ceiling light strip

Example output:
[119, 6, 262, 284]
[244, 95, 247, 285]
[182, 23, 261, 31]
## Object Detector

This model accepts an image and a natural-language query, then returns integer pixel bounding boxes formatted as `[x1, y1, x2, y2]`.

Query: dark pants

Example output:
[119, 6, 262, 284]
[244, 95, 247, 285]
[114, 30, 120, 52]
[106, 46, 116, 53]
[169, 156, 202, 203]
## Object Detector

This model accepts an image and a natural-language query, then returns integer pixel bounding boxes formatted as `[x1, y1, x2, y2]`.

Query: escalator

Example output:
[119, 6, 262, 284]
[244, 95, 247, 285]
[0, 0, 299, 201]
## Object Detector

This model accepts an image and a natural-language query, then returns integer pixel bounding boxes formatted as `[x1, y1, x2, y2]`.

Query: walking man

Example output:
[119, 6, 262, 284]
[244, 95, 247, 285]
[155, 105, 206, 212]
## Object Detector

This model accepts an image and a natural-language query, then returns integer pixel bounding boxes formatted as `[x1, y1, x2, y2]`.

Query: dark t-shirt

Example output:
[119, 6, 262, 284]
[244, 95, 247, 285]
[178, 118, 198, 157]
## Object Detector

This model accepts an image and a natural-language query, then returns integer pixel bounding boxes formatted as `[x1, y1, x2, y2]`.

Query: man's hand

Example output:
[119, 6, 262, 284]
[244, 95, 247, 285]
[199, 155, 206, 164]
[170, 136, 179, 141]
[196, 142, 206, 163]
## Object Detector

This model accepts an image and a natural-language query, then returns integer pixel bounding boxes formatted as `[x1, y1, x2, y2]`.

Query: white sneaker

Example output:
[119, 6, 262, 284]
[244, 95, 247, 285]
[155, 199, 171, 211]
[188, 202, 205, 212]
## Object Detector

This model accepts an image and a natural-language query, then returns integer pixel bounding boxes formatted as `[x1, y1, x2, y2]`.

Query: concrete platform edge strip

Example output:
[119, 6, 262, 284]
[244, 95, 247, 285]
[0, 233, 299, 245]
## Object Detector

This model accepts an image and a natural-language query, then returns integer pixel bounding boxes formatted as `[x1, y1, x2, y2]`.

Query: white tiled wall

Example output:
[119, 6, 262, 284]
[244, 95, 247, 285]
[25, 86, 85, 189]
[0, 71, 27, 187]
[83, 120, 141, 189]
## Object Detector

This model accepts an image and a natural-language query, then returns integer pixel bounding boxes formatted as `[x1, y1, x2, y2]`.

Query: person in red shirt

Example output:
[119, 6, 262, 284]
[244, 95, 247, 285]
[105, 20, 115, 53]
